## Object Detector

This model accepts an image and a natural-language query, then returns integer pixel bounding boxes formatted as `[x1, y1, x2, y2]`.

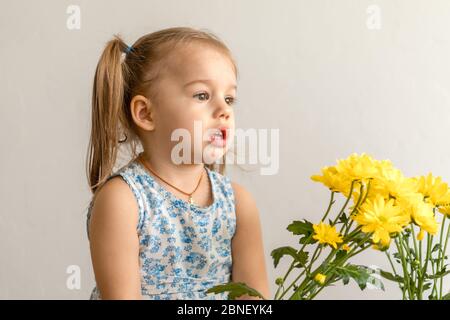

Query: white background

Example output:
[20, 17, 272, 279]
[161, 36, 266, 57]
[1, 0, 449, 299]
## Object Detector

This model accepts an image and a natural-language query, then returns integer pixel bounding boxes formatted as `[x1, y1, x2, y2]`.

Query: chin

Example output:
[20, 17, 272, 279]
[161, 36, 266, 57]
[202, 144, 228, 165]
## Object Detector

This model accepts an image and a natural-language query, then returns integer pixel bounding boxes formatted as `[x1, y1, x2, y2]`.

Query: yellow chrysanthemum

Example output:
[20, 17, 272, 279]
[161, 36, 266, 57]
[342, 244, 351, 252]
[377, 167, 418, 201]
[314, 273, 326, 285]
[417, 229, 426, 241]
[410, 199, 439, 238]
[415, 173, 449, 207]
[436, 188, 450, 217]
[372, 244, 382, 250]
[438, 203, 450, 217]
[312, 154, 388, 198]
[349, 159, 396, 202]
[312, 222, 344, 249]
[335, 153, 380, 181]
[353, 196, 410, 247]
[311, 166, 352, 196]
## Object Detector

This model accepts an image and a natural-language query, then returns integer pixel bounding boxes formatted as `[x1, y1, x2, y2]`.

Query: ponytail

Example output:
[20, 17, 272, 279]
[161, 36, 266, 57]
[86, 28, 239, 195]
[87, 34, 131, 194]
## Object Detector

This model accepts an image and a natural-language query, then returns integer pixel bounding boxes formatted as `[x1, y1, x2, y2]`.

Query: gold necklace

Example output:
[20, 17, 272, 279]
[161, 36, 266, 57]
[138, 154, 205, 205]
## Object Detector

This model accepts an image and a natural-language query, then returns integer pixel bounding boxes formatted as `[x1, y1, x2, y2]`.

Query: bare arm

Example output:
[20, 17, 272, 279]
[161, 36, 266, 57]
[231, 182, 270, 300]
[88, 177, 142, 299]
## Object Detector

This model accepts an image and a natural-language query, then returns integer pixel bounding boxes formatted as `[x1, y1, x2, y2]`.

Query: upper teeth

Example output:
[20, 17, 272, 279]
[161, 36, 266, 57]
[213, 131, 223, 138]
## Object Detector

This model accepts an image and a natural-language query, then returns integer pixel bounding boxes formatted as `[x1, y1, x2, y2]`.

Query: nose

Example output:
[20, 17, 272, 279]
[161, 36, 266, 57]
[213, 99, 232, 120]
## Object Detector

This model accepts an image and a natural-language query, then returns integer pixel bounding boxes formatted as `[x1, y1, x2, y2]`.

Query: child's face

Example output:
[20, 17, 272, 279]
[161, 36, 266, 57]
[149, 43, 236, 164]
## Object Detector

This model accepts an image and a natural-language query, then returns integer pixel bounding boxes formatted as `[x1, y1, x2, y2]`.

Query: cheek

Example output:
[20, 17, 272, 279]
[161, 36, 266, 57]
[229, 115, 236, 127]
[163, 115, 204, 144]
[157, 102, 194, 129]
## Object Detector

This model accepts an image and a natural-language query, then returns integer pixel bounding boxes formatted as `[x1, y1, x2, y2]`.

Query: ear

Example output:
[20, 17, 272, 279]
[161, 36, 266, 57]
[130, 94, 156, 131]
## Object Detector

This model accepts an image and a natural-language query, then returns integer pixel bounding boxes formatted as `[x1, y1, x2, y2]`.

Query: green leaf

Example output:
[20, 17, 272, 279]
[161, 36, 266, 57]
[338, 213, 348, 224]
[288, 220, 317, 245]
[442, 292, 450, 300]
[287, 220, 314, 236]
[432, 244, 442, 253]
[379, 270, 404, 283]
[425, 267, 450, 280]
[342, 274, 350, 285]
[332, 264, 384, 291]
[409, 248, 417, 259]
[299, 235, 318, 245]
[290, 290, 303, 300]
[349, 232, 368, 245]
[206, 282, 265, 300]
[428, 293, 438, 300]
[335, 250, 348, 260]
[422, 282, 432, 291]
[271, 246, 308, 268]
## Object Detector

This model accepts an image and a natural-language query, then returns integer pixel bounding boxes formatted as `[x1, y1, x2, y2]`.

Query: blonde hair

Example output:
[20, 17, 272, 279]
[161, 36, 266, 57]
[86, 27, 239, 195]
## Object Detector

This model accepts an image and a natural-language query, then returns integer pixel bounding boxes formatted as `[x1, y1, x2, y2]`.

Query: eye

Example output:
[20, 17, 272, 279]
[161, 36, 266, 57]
[193, 92, 210, 102]
[225, 96, 237, 106]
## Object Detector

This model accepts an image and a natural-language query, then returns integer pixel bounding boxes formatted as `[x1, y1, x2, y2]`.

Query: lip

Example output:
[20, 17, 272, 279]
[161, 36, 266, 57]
[209, 126, 230, 148]
[218, 126, 229, 140]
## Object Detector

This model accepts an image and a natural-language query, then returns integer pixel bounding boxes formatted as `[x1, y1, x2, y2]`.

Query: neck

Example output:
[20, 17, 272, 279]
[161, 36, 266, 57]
[138, 150, 206, 191]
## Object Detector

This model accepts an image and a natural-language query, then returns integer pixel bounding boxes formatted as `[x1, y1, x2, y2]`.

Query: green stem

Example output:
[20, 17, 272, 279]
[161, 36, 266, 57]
[322, 191, 336, 222]
[338, 183, 363, 232]
[439, 214, 449, 299]
[307, 247, 323, 275]
[288, 247, 340, 300]
[332, 180, 357, 226]
[307, 233, 371, 300]
[396, 237, 413, 299]
[307, 242, 371, 299]
[386, 251, 399, 277]
[348, 243, 371, 258]
[343, 180, 372, 236]
[279, 184, 356, 300]
[400, 233, 416, 298]
[410, 225, 424, 299]
[274, 284, 283, 300]
[429, 213, 445, 299]
[279, 245, 322, 300]
[410, 225, 420, 267]
[431, 260, 438, 298]
[344, 225, 363, 242]
[419, 234, 433, 299]
[276, 191, 336, 300]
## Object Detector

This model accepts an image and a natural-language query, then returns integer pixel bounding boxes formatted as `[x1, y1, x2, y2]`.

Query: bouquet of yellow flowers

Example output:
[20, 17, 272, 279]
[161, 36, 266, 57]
[208, 153, 450, 300]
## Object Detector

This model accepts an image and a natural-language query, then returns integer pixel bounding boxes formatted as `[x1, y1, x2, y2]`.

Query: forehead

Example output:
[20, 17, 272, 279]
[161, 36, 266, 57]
[163, 42, 236, 86]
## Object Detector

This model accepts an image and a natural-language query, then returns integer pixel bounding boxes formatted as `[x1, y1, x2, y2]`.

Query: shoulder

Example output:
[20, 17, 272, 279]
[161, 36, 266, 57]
[87, 176, 142, 299]
[231, 182, 259, 220]
[93, 176, 137, 209]
[231, 182, 254, 203]
[88, 176, 139, 237]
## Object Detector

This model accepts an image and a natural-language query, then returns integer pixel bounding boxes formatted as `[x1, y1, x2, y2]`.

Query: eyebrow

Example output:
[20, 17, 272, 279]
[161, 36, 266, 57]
[183, 79, 237, 90]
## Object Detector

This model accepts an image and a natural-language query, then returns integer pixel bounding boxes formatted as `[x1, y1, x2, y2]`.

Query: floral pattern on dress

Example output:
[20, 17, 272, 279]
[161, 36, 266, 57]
[86, 158, 236, 300]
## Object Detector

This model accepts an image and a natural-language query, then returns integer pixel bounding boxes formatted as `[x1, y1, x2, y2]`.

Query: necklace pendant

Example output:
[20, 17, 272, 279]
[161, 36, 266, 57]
[188, 196, 195, 205]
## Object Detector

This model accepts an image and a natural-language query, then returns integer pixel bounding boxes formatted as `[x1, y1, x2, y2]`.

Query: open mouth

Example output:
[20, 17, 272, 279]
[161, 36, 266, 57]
[209, 128, 228, 147]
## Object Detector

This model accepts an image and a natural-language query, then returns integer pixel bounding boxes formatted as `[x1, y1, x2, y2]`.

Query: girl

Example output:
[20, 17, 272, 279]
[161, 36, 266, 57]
[85, 27, 269, 300]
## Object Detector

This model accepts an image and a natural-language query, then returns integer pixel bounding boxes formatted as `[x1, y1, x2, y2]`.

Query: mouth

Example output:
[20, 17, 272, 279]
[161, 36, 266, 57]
[209, 127, 228, 148]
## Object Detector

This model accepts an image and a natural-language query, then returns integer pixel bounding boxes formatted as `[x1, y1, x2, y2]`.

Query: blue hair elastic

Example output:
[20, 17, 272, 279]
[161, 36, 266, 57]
[125, 44, 133, 54]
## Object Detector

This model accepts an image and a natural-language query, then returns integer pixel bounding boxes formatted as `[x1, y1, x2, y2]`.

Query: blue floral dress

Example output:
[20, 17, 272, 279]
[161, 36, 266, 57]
[86, 156, 236, 300]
